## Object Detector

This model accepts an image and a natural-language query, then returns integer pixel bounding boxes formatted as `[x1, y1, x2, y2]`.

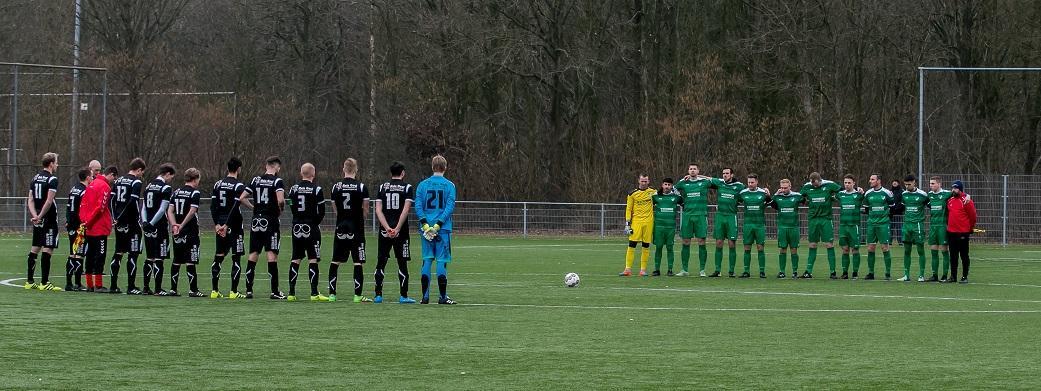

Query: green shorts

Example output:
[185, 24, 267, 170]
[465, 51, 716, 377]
[777, 227, 800, 248]
[865, 224, 890, 245]
[838, 225, 861, 249]
[653, 227, 676, 246]
[928, 225, 948, 246]
[807, 218, 834, 243]
[713, 214, 738, 241]
[743, 225, 766, 246]
[680, 214, 708, 239]
[902, 222, 925, 245]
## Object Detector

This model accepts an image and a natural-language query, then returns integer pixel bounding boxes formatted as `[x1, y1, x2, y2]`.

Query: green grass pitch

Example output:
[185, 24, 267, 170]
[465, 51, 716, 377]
[3, 233, 1040, 390]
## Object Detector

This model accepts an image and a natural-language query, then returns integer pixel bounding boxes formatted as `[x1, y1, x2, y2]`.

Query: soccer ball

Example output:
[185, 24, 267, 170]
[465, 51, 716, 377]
[564, 272, 580, 288]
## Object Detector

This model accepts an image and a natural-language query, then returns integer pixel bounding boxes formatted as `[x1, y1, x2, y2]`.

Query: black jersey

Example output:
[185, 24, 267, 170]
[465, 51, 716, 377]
[288, 180, 326, 225]
[66, 182, 87, 228]
[246, 174, 285, 217]
[143, 177, 174, 227]
[110, 174, 143, 224]
[170, 185, 202, 237]
[29, 169, 59, 222]
[330, 178, 369, 234]
[376, 179, 414, 230]
[211, 176, 247, 226]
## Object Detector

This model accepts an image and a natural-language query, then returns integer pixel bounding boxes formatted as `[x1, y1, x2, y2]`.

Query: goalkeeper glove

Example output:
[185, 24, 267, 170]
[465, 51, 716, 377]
[624, 221, 633, 235]
[422, 223, 432, 232]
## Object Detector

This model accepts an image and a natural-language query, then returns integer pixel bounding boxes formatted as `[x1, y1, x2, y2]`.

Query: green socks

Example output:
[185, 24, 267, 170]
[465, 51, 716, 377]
[666, 244, 675, 271]
[729, 247, 737, 273]
[680, 245, 690, 272]
[807, 248, 818, 273]
[757, 251, 766, 274]
[743, 251, 752, 273]
[698, 244, 707, 272]
[715, 247, 724, 273]
[779, 253, 788, 274]
[654, 246, 663, 271]
[903, 245, 913, 276]
[827, 247, 837, 273]
[917, 244, 926, 277]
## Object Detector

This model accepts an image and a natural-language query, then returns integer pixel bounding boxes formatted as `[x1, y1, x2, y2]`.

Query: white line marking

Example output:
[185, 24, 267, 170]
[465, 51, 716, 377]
[454, 244, 605, 249]
[448, 283, 1041, 304]
[458, 303, 1041, 314]
[1, 277, 26, 288]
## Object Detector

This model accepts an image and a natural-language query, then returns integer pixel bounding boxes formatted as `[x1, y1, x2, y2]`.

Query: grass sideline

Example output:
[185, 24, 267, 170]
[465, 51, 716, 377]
[2, 232, 1040, 390]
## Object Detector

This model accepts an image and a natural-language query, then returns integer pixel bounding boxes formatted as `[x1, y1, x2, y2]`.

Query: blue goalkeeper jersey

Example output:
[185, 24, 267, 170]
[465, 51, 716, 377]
[415, 173, 456, 232]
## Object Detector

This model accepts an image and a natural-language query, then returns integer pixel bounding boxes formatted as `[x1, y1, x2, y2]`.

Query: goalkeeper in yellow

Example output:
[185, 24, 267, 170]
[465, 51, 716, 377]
[620, 175, 656, 277]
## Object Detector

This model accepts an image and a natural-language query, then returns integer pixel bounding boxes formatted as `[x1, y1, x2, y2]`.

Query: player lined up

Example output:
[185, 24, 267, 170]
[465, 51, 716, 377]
[22, 153, 458, 304]
[623, 164, 977, 283]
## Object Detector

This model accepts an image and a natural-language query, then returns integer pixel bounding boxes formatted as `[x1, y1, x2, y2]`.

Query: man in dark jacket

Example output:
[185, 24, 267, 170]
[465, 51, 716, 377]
[890, 180, 906, 244]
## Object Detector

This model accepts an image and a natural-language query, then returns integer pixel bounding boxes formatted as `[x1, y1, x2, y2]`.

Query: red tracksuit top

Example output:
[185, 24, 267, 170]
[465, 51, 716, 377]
[79, 175, 113, 237]
[946, 192, 977, 234]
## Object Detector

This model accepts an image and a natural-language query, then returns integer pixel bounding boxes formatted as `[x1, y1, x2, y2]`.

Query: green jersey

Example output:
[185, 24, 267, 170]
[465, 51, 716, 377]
[674, 177, 712, 216]
[835, 189, 864, 226]
[863, 187, 895, 226]
[902, 188, 929, 223]
[770, 191, 804, 228]
[652, 193, 683, 228]
[736, 187, 771, 226]
[800, 180, 841, 220]
[928, 189, 953, 226]
[710, 178, 745, 216]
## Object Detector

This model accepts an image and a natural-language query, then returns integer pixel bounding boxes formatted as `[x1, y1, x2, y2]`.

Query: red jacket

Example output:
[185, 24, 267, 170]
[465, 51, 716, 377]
[79, 175, 113, 237]
[946, 192, 977, 234]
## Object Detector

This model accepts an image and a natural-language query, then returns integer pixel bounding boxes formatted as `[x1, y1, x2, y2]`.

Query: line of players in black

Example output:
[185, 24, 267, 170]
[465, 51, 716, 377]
[27, 154, 416, 302]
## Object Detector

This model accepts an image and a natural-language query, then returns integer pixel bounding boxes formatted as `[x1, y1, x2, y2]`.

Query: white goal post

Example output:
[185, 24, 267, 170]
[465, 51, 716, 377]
[916, 66, 1041, 181]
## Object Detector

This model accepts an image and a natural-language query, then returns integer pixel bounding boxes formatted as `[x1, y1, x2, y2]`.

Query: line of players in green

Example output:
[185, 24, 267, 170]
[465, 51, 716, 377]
[628, 164, 959, 282]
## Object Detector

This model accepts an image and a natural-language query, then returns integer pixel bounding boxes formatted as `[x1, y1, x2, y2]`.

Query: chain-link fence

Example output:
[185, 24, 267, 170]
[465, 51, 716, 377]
[0, 173, 1034, 244]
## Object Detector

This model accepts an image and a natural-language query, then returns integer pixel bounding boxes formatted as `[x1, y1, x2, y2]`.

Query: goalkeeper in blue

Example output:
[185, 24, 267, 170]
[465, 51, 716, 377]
[415, 155, 457, 305]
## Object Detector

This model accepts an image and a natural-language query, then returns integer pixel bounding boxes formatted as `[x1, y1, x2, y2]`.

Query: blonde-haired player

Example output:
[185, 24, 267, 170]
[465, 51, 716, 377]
[620, 175, 656, 276]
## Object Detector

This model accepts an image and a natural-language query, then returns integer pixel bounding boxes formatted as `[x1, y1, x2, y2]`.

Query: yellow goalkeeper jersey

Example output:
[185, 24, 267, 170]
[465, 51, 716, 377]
[626, 187, 657, 224]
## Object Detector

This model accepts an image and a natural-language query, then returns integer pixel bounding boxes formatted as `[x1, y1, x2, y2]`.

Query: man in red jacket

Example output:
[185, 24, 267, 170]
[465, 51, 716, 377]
[80, 166, 118, 292]
[946, 180, 977, 283]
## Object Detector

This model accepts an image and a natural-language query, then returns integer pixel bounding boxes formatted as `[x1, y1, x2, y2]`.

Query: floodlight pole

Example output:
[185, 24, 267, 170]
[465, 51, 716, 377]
[101, 72, 108, 165]
[918, 68, 924, 181]
[70, 0, 83, 167]
[10, 65, 18, 197]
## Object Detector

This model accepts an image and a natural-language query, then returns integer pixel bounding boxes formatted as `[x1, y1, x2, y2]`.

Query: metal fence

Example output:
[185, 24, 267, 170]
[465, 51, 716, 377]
[0, 174, 1036, 244]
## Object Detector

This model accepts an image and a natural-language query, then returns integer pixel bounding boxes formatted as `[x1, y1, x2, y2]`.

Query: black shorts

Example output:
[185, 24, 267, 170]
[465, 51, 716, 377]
[215, 225, 245, 256]
[291, 223, 321, 260]
[114, 223, 142, 254]
[249, 216, 280, 254]
[172, 234, 201, 264]
[143, 226, 170, 260]
[378, 231, 411, 261]
[332, 229, 366, 264]
[67, 229, 87, 256]
[83, 236, 108, 262]
[32, 222, 59, 249]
